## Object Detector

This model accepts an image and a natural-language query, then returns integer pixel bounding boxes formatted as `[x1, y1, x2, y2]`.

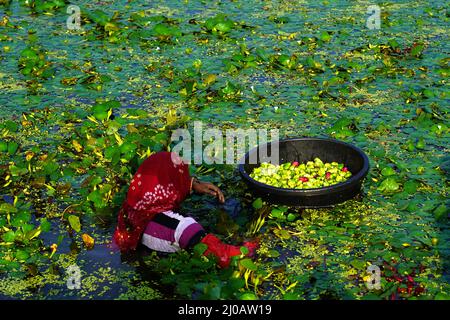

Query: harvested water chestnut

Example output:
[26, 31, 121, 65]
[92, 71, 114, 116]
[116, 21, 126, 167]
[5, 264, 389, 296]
[249, 158, 352, 189]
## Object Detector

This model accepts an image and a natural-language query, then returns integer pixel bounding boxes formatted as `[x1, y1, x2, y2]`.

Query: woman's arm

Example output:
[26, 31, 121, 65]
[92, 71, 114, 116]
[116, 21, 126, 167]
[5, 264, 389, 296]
[191, 177, 225, 203]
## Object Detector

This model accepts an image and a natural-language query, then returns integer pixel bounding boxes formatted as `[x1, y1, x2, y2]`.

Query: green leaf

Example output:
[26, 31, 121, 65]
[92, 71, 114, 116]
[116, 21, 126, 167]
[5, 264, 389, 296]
[89, 176, 103, 187]
[433, 204, 448, 221]
[0, 140, 7, 152]
[20, 47, 38, 60]
[377, 177, 400, 193]
[67, 215, 81, 232]
[205, 14, 235, 34]
[267, 249, 280, 258]
[120, 141, 137, 154]
[92, 111, 108, 121]
[87, 189, 105, 208]
[4, 120, 18, 132]
[103, 100, 122, 110]
[326, 117, 356, 138]
[25, 227, 42, 240]
[0, 203, 17, 214]
[152, 23, 182, 37]
[239, 258, 257, 271]
[104, 146, 121, 165]
[98, 185, 111, 197]
[320, 31, 331, 42]
[0, 217, 6, 228]
[362, 294, 382, 300]
[22, 223, 34, 233]
[153, 132, 169, 144]
[283, 293, 300, 300]
[423, 89, 434, 99]
[106, 120, 122, 134]
[215, 21, 233, 33]
[11, 211, 31, 227]
[252, 198, 263, 209]
[240, 246, 249, 255]
[43, 161, 59, 175]
[255, 48, 269, 61]
[193, 242, 208, 256]
[381, 166, 396, 176]
[270, 208, 283, 219]
[127, 108, 149, 118]
[228, 278, 245, 291]
[239, 292, 258, 300]
[92, 101, 119, 120]
[350, 259, 366, 270]
[86, 9, 111, 26]
[416, 138, 425, 149]
[435, 292, 450, 300]
[40, 218, 51, 232]
[7, 141, 19, 155]
[9, 164, 28, 176]
[2, 230, 15, 243]
[15, 250, 30, 261]
[274, 229, 291, 240]
[410, 44, 424, 57]
[403, 180, 418, 194]
[287, 213, 297, 222]
[277, 54, 291, 67]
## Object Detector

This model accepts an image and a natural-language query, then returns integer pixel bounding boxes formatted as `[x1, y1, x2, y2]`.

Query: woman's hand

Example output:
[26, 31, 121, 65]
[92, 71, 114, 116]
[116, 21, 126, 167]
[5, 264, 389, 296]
[192, 179, 225, 203]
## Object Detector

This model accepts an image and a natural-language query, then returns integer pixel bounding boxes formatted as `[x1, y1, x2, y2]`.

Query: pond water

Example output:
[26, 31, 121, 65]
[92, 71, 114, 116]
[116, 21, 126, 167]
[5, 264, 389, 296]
[0, 0, 448, 300]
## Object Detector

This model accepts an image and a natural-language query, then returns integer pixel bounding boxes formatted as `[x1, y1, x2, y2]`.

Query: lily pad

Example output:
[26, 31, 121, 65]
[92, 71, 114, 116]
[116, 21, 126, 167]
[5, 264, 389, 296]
[239, 258, 257, 271]
[67, 215, 81, 232]
[377, 177, 400, 193]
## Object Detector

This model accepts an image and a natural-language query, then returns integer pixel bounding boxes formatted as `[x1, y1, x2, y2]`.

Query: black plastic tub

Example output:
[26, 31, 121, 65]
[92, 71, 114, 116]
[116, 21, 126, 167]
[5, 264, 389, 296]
[238, 137, 370, 207]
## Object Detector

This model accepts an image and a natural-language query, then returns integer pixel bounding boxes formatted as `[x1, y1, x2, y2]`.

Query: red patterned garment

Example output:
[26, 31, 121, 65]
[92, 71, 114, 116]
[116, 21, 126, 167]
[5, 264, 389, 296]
[113, 151, 193, 252]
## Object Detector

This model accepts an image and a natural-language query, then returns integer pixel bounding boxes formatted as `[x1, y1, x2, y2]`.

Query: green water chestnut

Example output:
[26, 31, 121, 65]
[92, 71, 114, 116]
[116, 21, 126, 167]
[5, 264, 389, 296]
[250, 158, 352, 189]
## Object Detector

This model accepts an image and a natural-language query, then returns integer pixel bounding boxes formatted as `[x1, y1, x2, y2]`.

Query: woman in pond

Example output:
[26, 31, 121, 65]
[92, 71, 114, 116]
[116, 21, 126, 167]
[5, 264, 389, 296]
[113, 151, 257, 268]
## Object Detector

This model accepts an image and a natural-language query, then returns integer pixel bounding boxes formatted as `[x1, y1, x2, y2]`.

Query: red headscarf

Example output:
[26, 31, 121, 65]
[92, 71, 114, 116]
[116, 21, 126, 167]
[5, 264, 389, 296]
[113, 151, 192, 252]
